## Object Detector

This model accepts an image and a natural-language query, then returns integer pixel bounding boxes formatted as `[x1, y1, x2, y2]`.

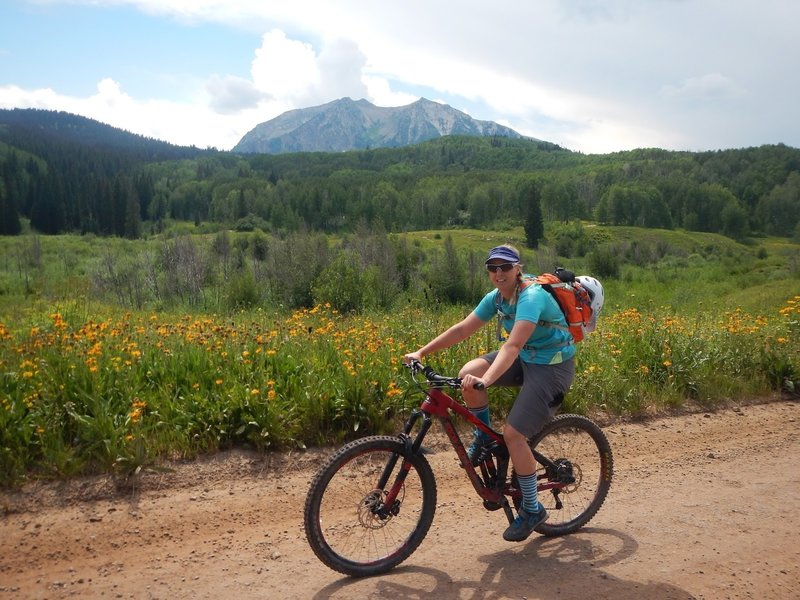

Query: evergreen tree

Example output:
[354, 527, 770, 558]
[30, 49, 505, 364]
[94, 178, 114, 234]
[523, 182, 544, 249]
[134, 172, 155, 221]
[22, 157, 39, 217]
[235, 188, 247, 220]
[111, 176, 129, 236]
[29, 173, 66, 234]
[124, 190, 142, 239]
[0, 179, 22, 235]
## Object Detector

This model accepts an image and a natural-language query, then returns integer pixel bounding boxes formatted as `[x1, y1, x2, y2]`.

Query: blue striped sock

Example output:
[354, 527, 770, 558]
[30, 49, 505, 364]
[517, 472, 539, 514]
[469, 405, 491, 439]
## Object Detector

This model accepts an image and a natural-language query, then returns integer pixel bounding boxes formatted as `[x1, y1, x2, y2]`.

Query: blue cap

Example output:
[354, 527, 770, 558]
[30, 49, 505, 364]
[485, 246, 520, 264]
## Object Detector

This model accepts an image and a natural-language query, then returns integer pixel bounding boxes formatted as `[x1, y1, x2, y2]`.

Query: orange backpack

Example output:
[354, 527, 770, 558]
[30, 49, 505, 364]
[497, 268, 594, 342]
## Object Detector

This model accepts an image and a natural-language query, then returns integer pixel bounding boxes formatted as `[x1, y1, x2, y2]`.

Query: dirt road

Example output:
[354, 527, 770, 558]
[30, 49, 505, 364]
[2, 399, 799, 599]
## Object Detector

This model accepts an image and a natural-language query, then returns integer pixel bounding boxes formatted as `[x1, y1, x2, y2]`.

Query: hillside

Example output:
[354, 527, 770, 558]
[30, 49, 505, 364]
[0, 108, 799, 242]
[0, 109, 212, 235]
[0, 108, 210, 161]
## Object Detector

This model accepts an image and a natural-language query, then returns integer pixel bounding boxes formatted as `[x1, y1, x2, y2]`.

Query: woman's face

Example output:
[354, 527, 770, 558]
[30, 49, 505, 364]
[486, 260, 519, 295]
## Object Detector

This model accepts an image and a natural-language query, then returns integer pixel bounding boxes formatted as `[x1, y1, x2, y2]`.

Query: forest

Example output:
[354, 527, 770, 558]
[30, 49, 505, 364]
[2, 108, 800, 242]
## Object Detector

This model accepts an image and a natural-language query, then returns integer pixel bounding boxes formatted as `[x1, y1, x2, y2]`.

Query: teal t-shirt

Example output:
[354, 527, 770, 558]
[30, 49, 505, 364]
[474, 283, 576, 365]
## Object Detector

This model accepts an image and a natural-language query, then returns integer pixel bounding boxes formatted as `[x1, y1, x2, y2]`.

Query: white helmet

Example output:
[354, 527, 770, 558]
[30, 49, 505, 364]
[576, 275, 604, 333]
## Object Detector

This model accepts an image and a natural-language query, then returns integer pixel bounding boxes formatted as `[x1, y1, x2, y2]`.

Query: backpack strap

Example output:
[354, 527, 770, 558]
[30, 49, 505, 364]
[494, 279, 573, 343]
[495, 289, 510, 342]
[536, 320, 570, 333]
[521, 337, 574, 359]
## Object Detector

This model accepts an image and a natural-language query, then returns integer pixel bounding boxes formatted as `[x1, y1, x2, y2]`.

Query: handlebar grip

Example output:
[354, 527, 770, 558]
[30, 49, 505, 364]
[420, 364, 460, 388]
[411, 361, 485, 390]
[422, 365, 439, 380]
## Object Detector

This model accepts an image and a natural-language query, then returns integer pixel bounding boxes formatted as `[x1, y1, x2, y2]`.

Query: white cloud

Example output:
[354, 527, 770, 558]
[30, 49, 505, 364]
[0, 84, 63, 109]
[661, 73, 747, 101]
[248, 31, 370, 107]
[251, 30, 320, 102]
[314, 38, 369, 102]
[206, 75, 269, 115]
[363, 77, 417, 108]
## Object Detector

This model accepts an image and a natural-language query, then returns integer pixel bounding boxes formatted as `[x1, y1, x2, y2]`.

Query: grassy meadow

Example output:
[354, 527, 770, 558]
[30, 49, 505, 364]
[1, 226, 799, 486]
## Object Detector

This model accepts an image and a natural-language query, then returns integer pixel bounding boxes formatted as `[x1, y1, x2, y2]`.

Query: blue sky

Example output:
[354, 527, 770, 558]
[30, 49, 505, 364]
[4, 4, 259, 97]
[2, 0, 799, 153]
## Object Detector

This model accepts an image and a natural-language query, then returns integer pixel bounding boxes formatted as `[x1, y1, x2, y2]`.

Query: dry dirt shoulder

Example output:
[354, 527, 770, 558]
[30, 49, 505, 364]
[1, 398, 799, 600]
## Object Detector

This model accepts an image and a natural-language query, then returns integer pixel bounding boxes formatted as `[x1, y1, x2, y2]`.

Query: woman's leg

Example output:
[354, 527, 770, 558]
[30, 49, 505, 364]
[458, 357, 493, 462]
[501, 359, 575, 541]
[503, 423, 536, 475]
[459, 353, 525, 464]
[502, 421, 548, 542]
[458, 357, 491, 409]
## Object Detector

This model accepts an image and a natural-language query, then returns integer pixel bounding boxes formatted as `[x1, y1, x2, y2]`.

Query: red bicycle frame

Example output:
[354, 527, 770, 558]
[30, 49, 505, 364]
[375, 383, 518, 523]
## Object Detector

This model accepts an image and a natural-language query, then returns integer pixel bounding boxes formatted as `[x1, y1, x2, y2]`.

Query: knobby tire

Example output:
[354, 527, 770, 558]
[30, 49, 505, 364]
[303, 435, 437, 577]
[519, 413, 614, 536]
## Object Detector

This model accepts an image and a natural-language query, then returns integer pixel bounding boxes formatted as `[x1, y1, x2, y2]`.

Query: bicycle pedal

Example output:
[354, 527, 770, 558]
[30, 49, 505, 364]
[483, 500, 503, 511]
[491, 444, 509, 460]
[470, 442, 498, 466]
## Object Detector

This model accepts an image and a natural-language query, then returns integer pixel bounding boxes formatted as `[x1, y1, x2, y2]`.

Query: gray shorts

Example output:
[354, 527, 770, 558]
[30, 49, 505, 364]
[482, 351, 576, 438]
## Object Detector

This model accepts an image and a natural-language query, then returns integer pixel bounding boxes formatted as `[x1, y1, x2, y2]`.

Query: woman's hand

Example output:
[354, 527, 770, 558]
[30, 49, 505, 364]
[461, 373, 486, 391]
[403, 350, 423, 365]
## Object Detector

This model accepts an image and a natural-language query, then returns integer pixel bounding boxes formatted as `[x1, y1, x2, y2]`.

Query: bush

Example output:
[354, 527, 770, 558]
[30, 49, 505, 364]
[588, 244, 621, 279]
[233, 214, 270, 232]
[312, 251, 371, 313]
[227, 268, 261, 310]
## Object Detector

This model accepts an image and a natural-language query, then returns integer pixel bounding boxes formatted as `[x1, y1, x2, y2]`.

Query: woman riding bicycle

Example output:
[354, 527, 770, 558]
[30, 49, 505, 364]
[404, 244, 598, 542]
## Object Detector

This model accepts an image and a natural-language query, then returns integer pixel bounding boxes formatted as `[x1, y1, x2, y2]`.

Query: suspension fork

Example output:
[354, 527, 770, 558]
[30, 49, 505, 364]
[375, 409, 433, 511]
[401, 408, 434, 456]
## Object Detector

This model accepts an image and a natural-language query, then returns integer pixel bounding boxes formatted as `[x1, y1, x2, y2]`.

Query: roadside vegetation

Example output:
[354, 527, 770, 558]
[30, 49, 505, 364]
[1, 225, 798, 486]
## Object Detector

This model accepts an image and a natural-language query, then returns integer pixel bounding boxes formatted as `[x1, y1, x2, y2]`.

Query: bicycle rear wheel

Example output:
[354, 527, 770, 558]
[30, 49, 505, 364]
[516, 414, 613, 537]
[303, 435, 437, 577]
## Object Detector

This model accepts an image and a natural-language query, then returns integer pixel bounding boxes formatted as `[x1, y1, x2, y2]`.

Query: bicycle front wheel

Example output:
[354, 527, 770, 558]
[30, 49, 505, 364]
[303, 435, 437, 577]
[519, 414, 614, 537]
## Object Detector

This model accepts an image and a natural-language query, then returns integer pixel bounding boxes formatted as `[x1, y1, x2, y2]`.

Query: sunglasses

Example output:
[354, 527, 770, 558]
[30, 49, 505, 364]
[486, 262, 516, 273]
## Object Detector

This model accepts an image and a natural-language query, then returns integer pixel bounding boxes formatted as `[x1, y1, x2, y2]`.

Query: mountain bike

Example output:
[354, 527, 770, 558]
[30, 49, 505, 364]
[303, 360, 614, 577]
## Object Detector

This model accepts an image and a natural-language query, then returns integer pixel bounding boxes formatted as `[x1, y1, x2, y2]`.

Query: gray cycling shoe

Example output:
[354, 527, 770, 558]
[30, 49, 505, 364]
[503, 503, 548, 542]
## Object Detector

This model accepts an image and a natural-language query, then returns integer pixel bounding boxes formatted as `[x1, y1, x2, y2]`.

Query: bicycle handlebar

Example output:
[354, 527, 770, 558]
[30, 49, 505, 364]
[405, 360, 485, 390]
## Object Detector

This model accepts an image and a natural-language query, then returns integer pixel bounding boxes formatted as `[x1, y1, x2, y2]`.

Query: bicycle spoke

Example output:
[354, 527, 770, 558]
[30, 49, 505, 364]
[539, 429, 595, 515]
[528, 414, 613, 536]
[305, 437, 437, 576]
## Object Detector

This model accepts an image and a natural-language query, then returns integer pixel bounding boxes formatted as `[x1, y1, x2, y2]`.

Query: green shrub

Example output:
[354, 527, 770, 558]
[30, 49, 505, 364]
[588, 244, 621, 278]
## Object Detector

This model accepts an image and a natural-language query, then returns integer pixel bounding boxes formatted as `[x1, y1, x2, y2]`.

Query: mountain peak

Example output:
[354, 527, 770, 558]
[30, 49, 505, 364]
[233, 98, 530, 154]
